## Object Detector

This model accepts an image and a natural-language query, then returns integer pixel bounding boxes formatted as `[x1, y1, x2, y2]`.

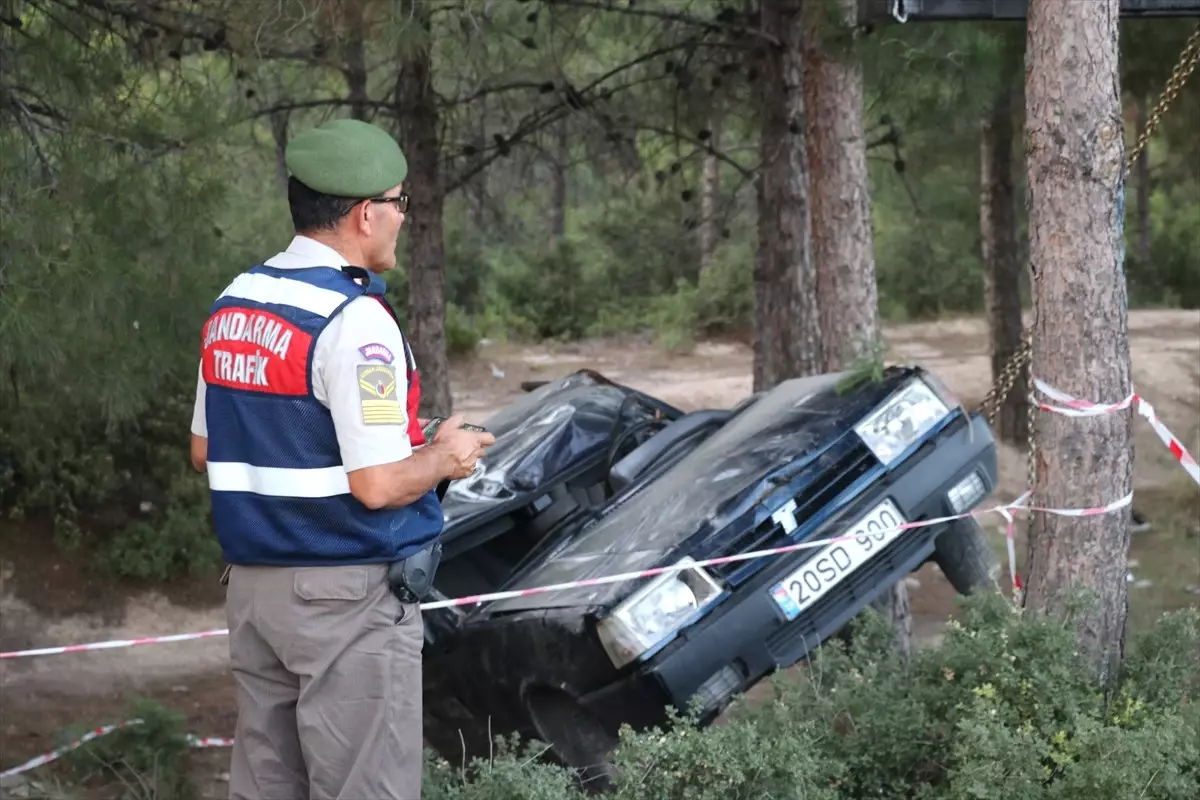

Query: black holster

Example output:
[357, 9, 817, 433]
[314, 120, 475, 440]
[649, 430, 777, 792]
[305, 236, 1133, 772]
[387, 539, 443, 604]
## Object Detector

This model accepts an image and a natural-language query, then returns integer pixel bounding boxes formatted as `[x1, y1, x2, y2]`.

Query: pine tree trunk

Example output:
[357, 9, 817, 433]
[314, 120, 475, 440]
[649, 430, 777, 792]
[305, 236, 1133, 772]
[804, 0, 909, 658]
[753, 0, 821, 393]
[1022, 0, 1133, 684]
[698, 117, 720, 275]
[471, 94, 488, 232]
[980, 81, 1028, 445]
[804, 0, 878, 373]
[549, 119, 567, 241]
[396, 4, 451, 417]
[269, 112, 290, 193]
[341, 0, 369, 122]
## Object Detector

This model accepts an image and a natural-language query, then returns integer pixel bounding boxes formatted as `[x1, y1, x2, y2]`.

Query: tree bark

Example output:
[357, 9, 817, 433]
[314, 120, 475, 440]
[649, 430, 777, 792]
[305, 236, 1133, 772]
[396, 2, 451, 417]
[549, 118, 567, 242]
[753, 0, 821, 393]
[804, 0, 909, 658]
[471, 94, 489, 232]
[980, 78, 1029, 445]
[269, 111, 290, 194]
[340, 0, 369, 122]
[698, 116, 720, 275]
[1022, 0, 1133, 684]
[804, 0, 879, 374]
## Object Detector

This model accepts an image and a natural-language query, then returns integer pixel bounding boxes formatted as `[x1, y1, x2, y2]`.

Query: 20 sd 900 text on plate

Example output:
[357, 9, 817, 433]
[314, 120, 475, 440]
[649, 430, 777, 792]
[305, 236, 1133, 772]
[769, 498, 907, 621]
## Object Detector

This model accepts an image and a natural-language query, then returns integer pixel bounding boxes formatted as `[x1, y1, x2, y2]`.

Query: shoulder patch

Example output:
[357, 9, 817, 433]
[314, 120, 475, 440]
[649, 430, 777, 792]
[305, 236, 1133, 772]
[358, 342, 395, 364]
[357, 363, 406, 426]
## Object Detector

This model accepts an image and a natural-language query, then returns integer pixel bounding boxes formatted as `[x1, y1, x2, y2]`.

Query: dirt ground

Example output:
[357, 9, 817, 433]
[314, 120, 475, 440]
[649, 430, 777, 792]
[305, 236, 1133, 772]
[2, 309, 1197, 795]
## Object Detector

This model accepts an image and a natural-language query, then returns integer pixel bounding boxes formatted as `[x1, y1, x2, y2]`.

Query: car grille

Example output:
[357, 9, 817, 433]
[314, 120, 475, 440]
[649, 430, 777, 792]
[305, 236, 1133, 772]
[763, 519, 934, 661]
[708, 439, 877, 582]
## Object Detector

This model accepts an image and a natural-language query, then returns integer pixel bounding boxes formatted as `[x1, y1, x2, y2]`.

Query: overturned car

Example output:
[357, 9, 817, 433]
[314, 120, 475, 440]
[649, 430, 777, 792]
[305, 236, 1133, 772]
[421, 366, 999, 772]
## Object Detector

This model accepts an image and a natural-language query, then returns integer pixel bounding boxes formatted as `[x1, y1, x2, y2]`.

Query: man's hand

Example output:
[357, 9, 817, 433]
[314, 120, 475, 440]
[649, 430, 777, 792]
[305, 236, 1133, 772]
[346, 414, 495, 510]
[190, 434, 208, 473]
[429, 413, 496, 480]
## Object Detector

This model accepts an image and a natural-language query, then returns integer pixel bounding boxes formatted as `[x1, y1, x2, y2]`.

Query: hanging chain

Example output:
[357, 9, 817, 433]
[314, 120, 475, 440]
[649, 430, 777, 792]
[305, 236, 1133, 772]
[975, 22, 1200, 501]
[1124, 24, 1200, 174]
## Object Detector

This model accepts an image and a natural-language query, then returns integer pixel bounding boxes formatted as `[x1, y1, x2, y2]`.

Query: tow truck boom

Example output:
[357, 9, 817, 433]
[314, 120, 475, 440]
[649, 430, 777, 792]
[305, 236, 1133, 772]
[858, 0, 1200, 22]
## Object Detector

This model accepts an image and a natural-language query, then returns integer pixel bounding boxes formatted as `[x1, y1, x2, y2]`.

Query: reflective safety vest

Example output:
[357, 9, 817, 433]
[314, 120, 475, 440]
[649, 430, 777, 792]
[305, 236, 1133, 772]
[199, 263, 443, 566]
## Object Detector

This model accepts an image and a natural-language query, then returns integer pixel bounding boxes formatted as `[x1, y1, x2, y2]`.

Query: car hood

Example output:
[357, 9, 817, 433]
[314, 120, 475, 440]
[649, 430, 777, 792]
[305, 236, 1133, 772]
[484, 368, 916, 614]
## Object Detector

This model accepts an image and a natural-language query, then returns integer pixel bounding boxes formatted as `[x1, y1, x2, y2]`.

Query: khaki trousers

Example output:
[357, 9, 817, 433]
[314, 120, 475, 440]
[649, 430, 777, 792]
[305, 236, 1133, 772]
[225, 564, 424, 800]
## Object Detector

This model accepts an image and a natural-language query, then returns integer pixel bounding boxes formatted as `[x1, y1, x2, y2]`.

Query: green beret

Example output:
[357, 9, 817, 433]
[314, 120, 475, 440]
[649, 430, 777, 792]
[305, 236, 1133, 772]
[284, 118, 408, 198]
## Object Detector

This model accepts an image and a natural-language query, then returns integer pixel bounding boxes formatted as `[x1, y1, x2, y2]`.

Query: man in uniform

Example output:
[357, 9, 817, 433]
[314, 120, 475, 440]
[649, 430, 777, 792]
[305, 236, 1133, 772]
[189, 118, 495, 800]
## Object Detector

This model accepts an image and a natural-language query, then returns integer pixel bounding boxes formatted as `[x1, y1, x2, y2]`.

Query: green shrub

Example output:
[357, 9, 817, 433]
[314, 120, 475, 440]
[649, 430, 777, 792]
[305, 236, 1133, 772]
[446, 302, 483, 359]
[489, 239, 606, 340]
[422, 736, 584, 800]
[421, 594, 1200, 799]
[0, 380, 223, 581]
[59, 698, 195, 800]
[37, 598, 1197, 799]
[603, 704, 843, 800]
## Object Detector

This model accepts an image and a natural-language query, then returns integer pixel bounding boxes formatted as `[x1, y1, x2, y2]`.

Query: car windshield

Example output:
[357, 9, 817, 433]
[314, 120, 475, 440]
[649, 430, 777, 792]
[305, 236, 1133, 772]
[533, 372, 851, 564]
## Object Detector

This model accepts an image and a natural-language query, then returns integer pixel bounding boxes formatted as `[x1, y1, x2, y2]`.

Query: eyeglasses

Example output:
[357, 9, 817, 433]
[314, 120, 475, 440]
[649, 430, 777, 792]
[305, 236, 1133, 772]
[369, 192, 409, 213]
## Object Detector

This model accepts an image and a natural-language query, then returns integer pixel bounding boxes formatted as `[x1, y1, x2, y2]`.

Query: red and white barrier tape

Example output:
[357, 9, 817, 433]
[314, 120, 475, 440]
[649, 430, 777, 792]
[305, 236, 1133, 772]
[1031, 377, 1136, 417]
[993, 491, 1028, 592]
[0, 629, 231, 660]
[0, 719, 233, 779]
[0, 494, 1138, 660]
[418, 502, 1015, 609]
[1032, 377, 1198, 486]
[1135, 396, 1200, 486]
[0, 495, 1141, 776]
[0, 382, 1188, 661]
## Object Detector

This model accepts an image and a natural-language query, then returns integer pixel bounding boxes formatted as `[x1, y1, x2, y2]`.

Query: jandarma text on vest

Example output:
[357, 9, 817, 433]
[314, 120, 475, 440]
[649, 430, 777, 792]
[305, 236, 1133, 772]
[202, 308, 309, 394]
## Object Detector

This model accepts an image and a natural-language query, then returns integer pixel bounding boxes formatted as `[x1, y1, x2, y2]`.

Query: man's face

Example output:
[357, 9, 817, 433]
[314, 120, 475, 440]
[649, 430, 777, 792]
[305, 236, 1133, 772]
[359, 184, 407, 272]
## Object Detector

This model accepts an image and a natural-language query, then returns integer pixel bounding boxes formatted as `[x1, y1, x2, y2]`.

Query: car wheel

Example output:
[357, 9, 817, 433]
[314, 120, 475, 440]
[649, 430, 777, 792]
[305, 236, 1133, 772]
[933, 516, 1001, 595]
[524, 685, 619, 793]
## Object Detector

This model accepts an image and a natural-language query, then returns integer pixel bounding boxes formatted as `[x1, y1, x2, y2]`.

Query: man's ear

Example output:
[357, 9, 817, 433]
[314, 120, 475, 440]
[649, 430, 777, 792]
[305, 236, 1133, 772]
[351, 199, 373, 236]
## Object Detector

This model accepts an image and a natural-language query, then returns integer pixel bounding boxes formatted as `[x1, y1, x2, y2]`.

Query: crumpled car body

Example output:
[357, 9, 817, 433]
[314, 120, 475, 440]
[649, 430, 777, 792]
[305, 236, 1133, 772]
[421, 366, 999, 772]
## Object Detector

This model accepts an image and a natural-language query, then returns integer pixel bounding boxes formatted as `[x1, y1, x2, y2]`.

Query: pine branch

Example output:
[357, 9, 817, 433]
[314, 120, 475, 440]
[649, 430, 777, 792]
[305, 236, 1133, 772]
[443, 37, 705, 193]
[541, 0, 781, 47]
[625, 123, 755, 179]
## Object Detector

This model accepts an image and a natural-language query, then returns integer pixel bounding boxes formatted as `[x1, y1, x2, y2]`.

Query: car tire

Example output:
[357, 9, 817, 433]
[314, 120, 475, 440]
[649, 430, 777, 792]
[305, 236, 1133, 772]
[933, 516, 1001, 595]
[525, 686, 619, 793]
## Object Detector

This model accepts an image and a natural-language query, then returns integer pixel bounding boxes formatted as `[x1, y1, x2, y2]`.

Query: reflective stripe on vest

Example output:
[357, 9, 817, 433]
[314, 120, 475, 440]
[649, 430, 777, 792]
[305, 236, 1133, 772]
[201, 264, 443, 567]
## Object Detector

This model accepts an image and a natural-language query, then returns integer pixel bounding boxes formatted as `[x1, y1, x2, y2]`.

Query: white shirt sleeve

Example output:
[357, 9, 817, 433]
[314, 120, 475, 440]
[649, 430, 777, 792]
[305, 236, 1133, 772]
[191, 362, 207, 437]
[314, 296, 414, 472]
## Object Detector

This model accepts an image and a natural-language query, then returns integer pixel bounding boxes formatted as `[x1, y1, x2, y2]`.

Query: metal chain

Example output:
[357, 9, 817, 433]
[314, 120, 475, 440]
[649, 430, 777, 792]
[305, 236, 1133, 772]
[1124, 24, 1200, 174]
[976, 22, 1200, 502]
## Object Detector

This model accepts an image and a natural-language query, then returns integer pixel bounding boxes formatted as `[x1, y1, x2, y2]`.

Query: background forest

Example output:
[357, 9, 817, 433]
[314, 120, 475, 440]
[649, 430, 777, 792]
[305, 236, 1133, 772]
[1, 1, 1196, 578]
[2, 3, 1200, 797]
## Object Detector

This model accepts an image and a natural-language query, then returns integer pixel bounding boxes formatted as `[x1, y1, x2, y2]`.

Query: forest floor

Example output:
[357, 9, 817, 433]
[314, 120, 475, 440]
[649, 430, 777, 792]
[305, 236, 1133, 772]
[2, 309, 1197, 797]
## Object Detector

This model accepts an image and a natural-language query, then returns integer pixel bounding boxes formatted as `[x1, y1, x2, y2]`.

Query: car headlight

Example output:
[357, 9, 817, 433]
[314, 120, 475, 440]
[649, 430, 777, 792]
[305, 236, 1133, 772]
[596, 557, 723, 669]
[855, 379, 950, 466]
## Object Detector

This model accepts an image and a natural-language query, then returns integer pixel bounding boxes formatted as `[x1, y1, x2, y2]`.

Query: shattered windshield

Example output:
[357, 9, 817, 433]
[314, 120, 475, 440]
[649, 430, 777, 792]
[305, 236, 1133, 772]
[531, 372, 849, 560]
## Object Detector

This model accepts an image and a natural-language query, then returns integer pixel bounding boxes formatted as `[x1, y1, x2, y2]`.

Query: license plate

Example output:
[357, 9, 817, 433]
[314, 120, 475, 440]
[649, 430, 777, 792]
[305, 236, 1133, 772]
[768, 498, 907, 621]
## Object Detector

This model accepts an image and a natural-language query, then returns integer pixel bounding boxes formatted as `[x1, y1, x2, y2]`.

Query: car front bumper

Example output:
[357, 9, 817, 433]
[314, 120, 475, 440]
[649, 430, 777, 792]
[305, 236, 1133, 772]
[579, 410, 997, 732]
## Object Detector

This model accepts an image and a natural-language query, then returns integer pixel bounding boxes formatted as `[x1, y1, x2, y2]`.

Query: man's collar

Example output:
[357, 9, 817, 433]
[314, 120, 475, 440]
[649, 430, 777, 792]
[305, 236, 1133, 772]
[263, 235, 350, 270]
